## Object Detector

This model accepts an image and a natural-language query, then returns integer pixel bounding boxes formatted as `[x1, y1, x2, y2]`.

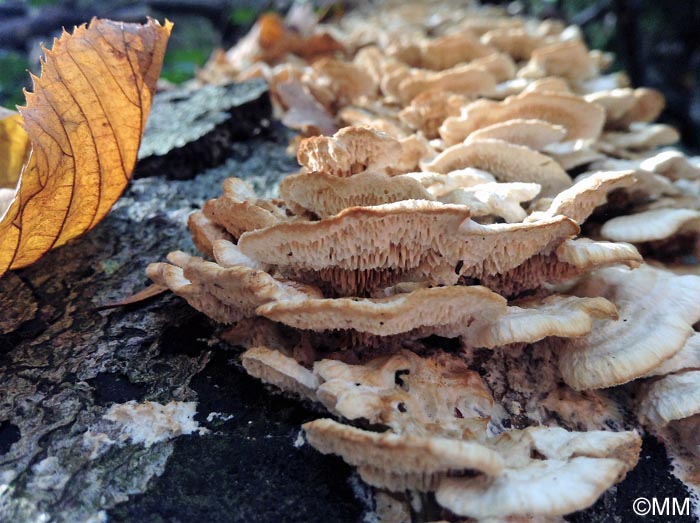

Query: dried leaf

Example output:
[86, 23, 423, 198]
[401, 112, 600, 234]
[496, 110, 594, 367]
[0, 18, 172, 277]
[0, 107, 29, 189]
[246, 12, 343, 64]
[93, 283, 168, 311]
[277, 79, 338, 136]
[258, 13, 288, 53]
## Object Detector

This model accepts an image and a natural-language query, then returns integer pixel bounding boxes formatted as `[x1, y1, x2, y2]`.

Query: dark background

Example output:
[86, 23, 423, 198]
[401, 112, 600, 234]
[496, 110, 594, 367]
[0, 0, 699, 153]
[508, 0, 700, 154]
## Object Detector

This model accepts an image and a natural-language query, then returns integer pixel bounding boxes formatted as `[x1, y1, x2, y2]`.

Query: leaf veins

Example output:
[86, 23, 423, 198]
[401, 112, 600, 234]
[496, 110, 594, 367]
[0, 18, 172, 276]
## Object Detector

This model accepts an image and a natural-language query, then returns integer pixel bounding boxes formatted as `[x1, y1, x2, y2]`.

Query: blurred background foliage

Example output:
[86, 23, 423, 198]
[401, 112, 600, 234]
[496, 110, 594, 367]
[0, 0, 698, 151]
[507, 0, 700, 152]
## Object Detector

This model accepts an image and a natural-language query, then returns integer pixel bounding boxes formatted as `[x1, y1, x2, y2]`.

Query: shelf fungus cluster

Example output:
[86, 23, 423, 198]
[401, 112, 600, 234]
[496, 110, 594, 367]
[151, 2, 700, 521]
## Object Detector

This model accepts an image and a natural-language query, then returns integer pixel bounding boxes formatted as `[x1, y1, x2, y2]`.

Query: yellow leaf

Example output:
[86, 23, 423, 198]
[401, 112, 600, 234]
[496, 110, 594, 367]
[0, 107, 30, 190]
[0, 18, 172, 277]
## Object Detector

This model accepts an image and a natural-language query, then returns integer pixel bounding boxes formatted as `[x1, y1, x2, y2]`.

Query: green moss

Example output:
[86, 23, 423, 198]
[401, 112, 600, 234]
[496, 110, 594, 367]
[100, 259, 122, 276]
[161, 48, 209, 85]
[27, 0, 60, 6]
[0, 51, 30, 109]
[230, 6, 258, 25]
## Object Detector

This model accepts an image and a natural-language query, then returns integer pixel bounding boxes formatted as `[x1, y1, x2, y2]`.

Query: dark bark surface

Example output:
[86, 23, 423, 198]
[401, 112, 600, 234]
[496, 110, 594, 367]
[0, 89, 695, 523]
[0, 114, 362, 523]
[135, 80, 272, 181]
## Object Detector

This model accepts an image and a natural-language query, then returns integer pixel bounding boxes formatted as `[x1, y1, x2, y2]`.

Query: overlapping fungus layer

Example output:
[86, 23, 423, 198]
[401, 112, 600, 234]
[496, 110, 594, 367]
[150, 2, 700, 521]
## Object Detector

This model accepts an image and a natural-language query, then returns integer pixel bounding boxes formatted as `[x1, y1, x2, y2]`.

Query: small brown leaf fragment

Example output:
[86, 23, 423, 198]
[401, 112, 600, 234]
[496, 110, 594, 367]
[0, 18, 172, 277]
[93, 283, 168, 311]
[277, 79, 338, 136]
[258, 13, 287, 52]
[233, 12, 344, 68]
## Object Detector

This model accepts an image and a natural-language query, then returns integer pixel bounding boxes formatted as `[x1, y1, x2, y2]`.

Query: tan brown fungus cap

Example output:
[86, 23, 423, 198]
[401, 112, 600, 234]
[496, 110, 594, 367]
[306, 57, 377, 107]
[558, 265, 700, 390]
[466, 119, 567, 151]
[389, 32, 496, 71]
[297, 126, 402, 176]
[303, 418, 505, 491]
[600, 208, 700, 244]
[438, 182, 541, 223]
[639, 150, 700, 181]
[279, 170, 433, 217]
[600, 123, 680, 153]
[470, 295, 618, 349]
[527, 170, 637, 224]
[240, 346, 320, 402]
[421, 139, 572, 197]
[477, 238, 641, 298]
[439, 91, 605, 145]
[147, 251, 322, 324]
[187, 211, 234, 258]
[398, 90, 469, 138]
[519, 40, 598, 83]
[199, 177, 289, 241]
[638, 370, 700, 427]
[480, 27, 551, 61]
[644, 333, 700, 378]
[437, 456, 626, 519]
[202, 195, 287, 240]
[315, 350, 493, 438]
[237, 201, 579, 294]
[585, 87, 665, 129]
[397, 63, 497, 105]
[435, 426, 639, 519]
[256, 285, 507, 338]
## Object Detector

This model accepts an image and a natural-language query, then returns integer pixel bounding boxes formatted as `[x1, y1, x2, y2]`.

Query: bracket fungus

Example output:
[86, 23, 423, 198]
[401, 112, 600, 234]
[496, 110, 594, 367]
[398, 90, 468, 138]
[241, 346, 320, 402]
[256, 286, 616, 349]
[388, 32, 495, 71]
[600, 122, 680, 153]
[527, 170, 637, 224]
[303, 418, 504, 491]
[438, 182, 541, 223]
[187, 211, 234, 258]
[279, 170, 433, 217]
[147, 250, 322, 324]
[236, 201, 580, 296]
[518, 40, 599, 83]
[439, 91, 605, 146]
[303, 418, 639, 518]
[600, 208, 700, 245]
[147, 2, 700, 520]
[644, 333, 700, 378]
[558, 265, 700, 390]
[480, 27, 552, 61]
[421, 138, 572, 197]
[466, 118, 567, 151]
[640, 150, 700, 181]
[314, 350, 494, 436]
[638, 370, 700, 427]
[397, 63, 498, 104]
[436, 456, 625, 519]
[585, 87, 665, 129]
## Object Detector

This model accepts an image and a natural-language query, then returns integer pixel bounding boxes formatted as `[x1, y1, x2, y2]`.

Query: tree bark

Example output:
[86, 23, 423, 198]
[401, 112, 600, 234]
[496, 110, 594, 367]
[0, 96, 361, 522]
[0, 87, 694, 523]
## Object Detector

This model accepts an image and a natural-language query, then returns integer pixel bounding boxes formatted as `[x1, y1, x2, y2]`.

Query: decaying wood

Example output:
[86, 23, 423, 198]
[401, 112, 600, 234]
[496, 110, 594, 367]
[0, 120, 363, 523]
[135, 80, 271, 180]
